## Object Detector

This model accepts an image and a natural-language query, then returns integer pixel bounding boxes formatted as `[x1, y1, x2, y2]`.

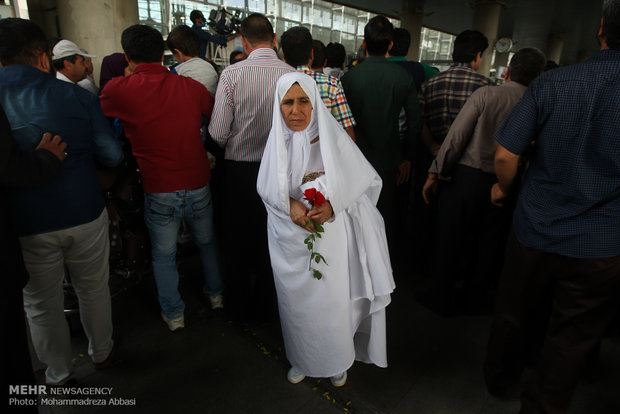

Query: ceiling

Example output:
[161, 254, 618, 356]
[329, 0, 604, 64]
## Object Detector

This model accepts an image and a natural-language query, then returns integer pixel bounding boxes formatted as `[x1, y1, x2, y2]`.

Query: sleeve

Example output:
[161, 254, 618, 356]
[330, 80, 356, 128]
[403, 79, 422, 161]
[88, 95, 124, 167]
[208, 71, 235, 149]
[200, 84, 215, 118]
[210, 33, 228, 46]
[419, 82, 428, 120]
[494, 84, 539, 155]
[434, 88, 483, 176]
[0, 106, 61, 188]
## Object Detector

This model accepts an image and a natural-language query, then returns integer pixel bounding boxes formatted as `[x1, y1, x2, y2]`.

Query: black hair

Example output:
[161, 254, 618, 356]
[0, 18, 48, 67]
[452, 30, 488, 63]
[325, 42, 346, 68]
[390, 28, 411, 57]
[167, 25, 200, 58]
[47, 37, 61, 54]
[229, 50, 245, 64]
[189, 10, 204, 25]
[602, 0, 620, 49]
[310, 40, 326, 69]
[121, 24, 164, 64]
[240, 13, 274, 46]
[280, 26, 312, 67]
[509, 48, 546, 86]
[364, 16, 393, 56]
[52, 54, 78, 71]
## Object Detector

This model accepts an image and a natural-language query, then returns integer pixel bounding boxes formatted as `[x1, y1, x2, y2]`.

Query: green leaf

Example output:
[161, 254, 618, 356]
[315, 232, 321, 238]
[308, 242, 313, 250]
[315, 255, 320, 263]
[315, 223, 324, 233]
[313, 269, 323, 280]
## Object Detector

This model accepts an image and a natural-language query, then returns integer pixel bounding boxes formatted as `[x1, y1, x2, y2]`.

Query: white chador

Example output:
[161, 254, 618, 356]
[257, 72, 395, 378]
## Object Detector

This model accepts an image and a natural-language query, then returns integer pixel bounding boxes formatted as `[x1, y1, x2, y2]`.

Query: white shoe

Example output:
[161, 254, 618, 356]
[161, 312, 184, 331]
[209, 294, 224, 310]
[330, 371, 347, 387]
[287, 366, 305, 384]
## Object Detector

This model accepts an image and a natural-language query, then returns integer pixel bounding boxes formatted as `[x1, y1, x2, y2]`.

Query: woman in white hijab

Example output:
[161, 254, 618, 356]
[257, 72, 395, 386]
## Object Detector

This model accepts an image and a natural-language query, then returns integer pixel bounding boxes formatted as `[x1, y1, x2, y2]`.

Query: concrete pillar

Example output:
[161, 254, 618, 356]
[400, 0, 425, 61]
[55, 0, 139, 85]
[472, 0, 505, 76]
[546, 34, 564, 65]
[26, 0, 60, 38]
[511, 0, 555, 51]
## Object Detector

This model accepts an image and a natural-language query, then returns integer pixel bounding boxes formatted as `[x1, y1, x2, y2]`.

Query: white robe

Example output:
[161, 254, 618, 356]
[257, 72, 395, 377]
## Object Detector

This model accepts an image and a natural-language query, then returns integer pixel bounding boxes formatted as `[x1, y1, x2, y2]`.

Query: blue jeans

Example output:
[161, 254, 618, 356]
[144, 185, 222, 318]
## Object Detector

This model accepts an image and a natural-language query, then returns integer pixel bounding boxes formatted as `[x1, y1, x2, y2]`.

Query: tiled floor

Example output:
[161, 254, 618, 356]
[33, 248, 620, 414]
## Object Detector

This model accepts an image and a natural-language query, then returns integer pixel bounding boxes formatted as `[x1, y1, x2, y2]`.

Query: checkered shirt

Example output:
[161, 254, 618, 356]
[420, 63, 493, 144]
[495, 49, 620, 258]
[297, 66, 356, 129]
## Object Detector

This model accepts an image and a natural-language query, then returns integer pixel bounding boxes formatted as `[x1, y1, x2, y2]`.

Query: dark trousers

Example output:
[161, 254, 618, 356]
[428, 164, 513, 314]
[411, 144, 437, 275]
[4, 238, 38, 413]
[484, 231, 620, 414]
[220, 160, 275, 321]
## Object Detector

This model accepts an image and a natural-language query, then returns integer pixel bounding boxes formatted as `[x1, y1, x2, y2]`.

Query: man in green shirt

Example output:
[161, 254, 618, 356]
[341, 15, 421, 249]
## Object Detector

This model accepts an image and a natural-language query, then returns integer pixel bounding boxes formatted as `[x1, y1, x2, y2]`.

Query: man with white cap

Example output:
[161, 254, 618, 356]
[52, 39, 95, 84]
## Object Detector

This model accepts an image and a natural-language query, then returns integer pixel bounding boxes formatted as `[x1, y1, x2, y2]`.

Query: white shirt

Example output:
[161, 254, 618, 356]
[175, 57, 218, 97]
[56, 71, 75, 84]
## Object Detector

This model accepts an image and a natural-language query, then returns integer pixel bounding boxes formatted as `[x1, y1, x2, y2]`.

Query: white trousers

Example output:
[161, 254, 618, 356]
[20, 209, 113, 384]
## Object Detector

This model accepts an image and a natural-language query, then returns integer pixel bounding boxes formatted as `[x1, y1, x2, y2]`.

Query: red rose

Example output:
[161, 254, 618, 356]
[314, 191, 326, 207]
[304, 188, 317, 203]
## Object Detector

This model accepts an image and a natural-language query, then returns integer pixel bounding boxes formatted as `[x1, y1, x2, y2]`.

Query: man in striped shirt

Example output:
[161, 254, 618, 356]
[280, 26, 356, 141]
[208, 13, 294, 321]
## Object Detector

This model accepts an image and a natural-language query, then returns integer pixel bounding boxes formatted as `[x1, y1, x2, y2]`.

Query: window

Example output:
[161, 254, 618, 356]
[137, 0, 414, 68]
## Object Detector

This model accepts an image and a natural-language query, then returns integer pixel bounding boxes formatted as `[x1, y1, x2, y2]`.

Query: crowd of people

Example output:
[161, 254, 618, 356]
[2, 1, 619, 412]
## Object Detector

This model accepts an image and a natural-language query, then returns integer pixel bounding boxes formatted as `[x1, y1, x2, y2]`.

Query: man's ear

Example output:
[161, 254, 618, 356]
[241, 36, 250, 54]
[362, 39, 369, 58]
[307, 49, 314, 67]
[272, 33, 277, 48]
[38, 51, 51, 72]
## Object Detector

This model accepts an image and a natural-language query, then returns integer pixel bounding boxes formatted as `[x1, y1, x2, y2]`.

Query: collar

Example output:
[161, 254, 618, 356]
[589, 48, 620, 61]
[247, 48, 278, 60]
[56, 71, 75, 84]
[178, 57, 202, 67]
[450, 62, 474, 70]
[133, 62, 169, 75]
[0, 64, 50, 82]
[502, 80, 527, 90]
[364, 56, 387, 62]
[386, 56, 407, 62]
[296, 65, 312, 74]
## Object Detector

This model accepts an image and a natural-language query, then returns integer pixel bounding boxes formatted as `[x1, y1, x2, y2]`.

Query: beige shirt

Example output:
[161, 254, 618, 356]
[431, 81, 527, 177]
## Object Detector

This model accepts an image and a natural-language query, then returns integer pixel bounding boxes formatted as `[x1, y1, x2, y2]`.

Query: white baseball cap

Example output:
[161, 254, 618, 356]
[52, 40, 96, 61]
